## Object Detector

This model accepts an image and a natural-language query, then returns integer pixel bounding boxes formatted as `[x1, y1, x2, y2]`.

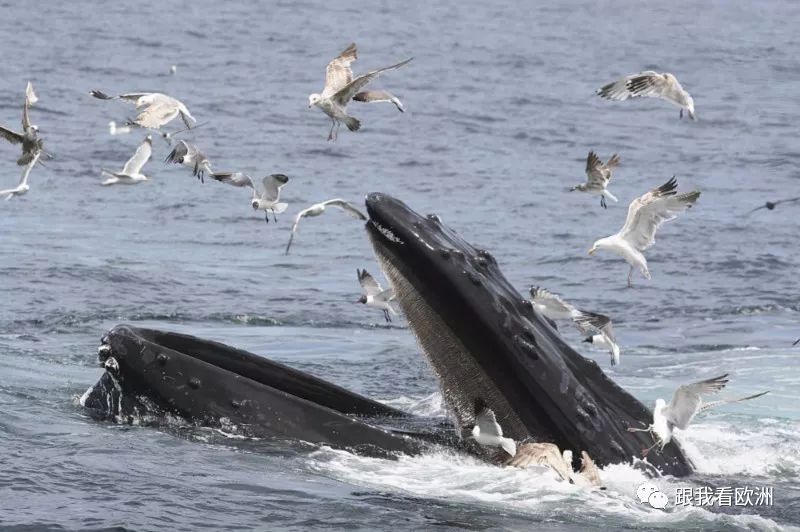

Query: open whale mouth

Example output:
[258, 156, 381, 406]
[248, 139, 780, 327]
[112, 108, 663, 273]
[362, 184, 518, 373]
[364, 193, 693, 475]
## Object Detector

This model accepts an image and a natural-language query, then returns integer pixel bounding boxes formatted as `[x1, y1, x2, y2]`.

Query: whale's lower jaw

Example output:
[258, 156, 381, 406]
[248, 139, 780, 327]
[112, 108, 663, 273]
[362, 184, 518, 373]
[364, 192, 694, 476]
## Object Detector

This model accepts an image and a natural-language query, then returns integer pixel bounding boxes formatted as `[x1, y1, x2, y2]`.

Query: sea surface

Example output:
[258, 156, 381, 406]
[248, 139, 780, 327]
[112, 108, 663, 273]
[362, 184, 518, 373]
[1, 0, 799, 530]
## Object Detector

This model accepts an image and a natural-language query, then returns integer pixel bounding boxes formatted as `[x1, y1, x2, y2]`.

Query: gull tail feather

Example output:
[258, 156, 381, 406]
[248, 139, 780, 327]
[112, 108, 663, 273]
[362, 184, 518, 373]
[271, 202, 288, 214]
[500, 438, 517, 458]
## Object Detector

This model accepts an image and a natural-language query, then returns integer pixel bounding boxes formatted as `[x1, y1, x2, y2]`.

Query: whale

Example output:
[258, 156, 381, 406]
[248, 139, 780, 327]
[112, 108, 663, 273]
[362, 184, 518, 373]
[364, 192, 693, 476]
[81, 192, 693, 476]
[82, 325, 424, 458]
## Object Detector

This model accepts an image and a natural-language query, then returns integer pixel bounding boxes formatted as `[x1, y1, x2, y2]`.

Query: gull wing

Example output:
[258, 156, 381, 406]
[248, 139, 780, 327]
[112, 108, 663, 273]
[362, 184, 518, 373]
[699, 391, 769, 414]
[322, 43, 357, 98]
[333, 58, 413, 106]
[475, 406, 503, 438]
[585, 151, 607, 185]
[0, 125, 24, 145]
[165, 140, 193, 165]
[663, 374, 729, 430]
[134, 101, 179, 129]
[284, 208, 312, 255]
[596, 71, 661, 101]
[625, 72, 671, 99]
[353, 90, 405, 112]
[211, 172, 253, 188]
[619, 177, 700, 251]
[322, 199, 367, 220]
[529, 286, 574, 318]
[261, 173, 289, 202]
[357, 268, 383, 296]
[121, 136, 153, 175]
[25, 81, 38, 106]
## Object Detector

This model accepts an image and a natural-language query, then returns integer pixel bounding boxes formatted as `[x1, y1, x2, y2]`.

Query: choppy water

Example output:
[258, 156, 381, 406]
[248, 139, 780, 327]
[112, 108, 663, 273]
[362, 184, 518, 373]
[2, 0, 799, 530]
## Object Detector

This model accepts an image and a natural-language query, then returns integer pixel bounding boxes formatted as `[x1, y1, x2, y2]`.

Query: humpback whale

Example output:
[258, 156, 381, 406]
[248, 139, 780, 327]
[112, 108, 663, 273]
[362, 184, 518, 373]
[364, 192, 692, 475]
[81, 193, 693, 476]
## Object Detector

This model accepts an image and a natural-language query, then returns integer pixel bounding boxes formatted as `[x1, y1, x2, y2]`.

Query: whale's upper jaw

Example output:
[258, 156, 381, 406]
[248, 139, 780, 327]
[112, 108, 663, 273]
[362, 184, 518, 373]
[364, 192, 694, 475]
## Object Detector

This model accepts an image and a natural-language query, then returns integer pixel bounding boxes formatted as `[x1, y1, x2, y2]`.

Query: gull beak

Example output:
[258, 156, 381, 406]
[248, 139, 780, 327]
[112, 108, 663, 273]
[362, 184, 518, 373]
[587, 249, 595, 256]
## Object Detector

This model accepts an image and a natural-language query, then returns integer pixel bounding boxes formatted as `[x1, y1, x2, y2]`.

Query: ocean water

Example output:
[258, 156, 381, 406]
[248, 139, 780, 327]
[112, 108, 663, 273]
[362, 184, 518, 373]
[1, 0, 799, 530]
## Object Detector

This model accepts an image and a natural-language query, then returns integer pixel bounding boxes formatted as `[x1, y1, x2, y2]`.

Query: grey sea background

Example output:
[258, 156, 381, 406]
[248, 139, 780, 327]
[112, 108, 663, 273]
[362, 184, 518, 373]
[1, 0, 799, 530]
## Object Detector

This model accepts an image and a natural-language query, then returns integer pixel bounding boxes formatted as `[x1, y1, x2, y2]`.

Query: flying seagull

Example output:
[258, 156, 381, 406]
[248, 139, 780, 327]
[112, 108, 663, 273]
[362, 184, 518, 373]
[747, 196, 800, 214]
[597, 71, 695, 120]
[628, 374, 768, 457]
[89, 90, 196, 129]
[165, 140, 212, 182]
[284, 199, 367, 254]
[210, 172, 290, 222]
[100, 135, 153, 186]
[1, 84, 48, 166]
[250, 174, 289, 223]
[352, 90, 405, 112]
[530, 287, 621, 365]
[471, 399, 516, 458]
[588, 177, 700, 287]
[308, 43, 412, 141]
[571, 151, 620, 208]
[356, 268, 396, 323]
[0, 152, 40, 200]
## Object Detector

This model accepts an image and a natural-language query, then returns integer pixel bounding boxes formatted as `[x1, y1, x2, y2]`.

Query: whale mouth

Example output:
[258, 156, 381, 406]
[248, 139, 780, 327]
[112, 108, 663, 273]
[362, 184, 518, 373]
[364, 192, 694, 475]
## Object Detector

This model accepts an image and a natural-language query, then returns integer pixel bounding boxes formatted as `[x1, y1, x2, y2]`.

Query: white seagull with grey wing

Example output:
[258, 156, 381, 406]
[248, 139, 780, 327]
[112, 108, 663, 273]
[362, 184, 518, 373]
[100, 135, 153, 186]
[356, 268, 396, 323]
[571, 151, 620, 209]
[471, 400, 516, 458]
[213, 172, 291, 224]
[628, 374, 768, 457]
[308, 43, 412, 141]
[588, 177, 700, 287]
[284, 199, 367, 254]
[165, 140, 212, 182]
[530, 287, 621, 366]
[90, 90, 196, 130]
[597, 71, 696, 120]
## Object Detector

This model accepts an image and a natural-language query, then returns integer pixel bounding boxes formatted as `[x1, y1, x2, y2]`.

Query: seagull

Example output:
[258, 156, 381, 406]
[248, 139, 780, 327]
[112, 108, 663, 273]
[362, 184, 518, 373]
[0, 152, 40, 200]
[530, 287, 621, 365]
[89, 90, 196, 129]
[1, 85, 48, 166]
[165, 140, 211, 182]
[284, 199, 367, 254]
[793, 338, 800, 346]
[747, 196, 800, 214]
[108, 121, 132, 136]
[571, 151, 620, 208]
[170, 65, 177, 75]
[597, 71, 696, 120]
[308, 43, 412, 141]
[471, 399, 516, 458]
[356, 268, 396, 322]
[628, 374, 768, 457]
[210, 172, 290, 223]
[239, 174, 289, 223]
[588, 177, 700, 287]
[352, 90, 405, 112]
[100, 135, 152, 186]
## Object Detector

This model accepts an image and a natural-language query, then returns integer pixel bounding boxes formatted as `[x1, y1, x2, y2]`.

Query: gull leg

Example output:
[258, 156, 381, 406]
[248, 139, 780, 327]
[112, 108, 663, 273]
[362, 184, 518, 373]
[627, 266, 634, 288]
[626, 426, 651, 433]
[641, 439, 661, 458]
[272, 209, 278, 223]
[328, 120, 335, 141]
[679, 109, 683, 120]
[264, 211, 269, 224]
[384, 309, 391, 323]
[601, 195, 607, 209]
